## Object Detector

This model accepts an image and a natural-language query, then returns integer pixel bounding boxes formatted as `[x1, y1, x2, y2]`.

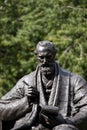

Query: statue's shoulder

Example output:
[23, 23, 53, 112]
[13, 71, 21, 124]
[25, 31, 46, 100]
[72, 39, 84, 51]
[61, 67, 87, 87]
[23, 71, 36, 79]
[19, 71, 36, 87]
[61, 67, 83, 80]
[60, 67, 81, 79]
[60, 67, 71, 77]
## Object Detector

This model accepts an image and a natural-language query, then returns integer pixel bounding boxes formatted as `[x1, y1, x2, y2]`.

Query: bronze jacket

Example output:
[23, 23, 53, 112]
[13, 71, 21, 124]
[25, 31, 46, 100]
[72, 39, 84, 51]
[0, 63, 87, 130]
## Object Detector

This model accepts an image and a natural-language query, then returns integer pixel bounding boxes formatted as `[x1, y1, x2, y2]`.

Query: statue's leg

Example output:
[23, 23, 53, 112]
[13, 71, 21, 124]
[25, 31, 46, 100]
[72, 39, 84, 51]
[53, 124, 79, 130]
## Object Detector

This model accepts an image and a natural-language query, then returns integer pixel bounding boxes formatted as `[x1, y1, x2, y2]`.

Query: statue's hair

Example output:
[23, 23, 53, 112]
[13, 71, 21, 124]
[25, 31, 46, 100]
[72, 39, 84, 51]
[34, 40, 57, 55]
[37, 41, 53, 46]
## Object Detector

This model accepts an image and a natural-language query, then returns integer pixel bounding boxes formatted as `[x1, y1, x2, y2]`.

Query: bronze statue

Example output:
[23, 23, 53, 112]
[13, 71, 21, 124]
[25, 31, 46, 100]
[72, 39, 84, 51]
[0, 41, 87, 130]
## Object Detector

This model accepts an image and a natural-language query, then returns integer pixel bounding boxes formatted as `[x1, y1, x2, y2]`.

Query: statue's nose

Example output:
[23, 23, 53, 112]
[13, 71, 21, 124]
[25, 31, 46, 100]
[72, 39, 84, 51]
[43, 57, 47, 64]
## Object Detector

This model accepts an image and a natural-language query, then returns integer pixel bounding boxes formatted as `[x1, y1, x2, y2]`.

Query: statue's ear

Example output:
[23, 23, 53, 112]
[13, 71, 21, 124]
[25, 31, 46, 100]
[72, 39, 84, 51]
[34, 50, 37, 55]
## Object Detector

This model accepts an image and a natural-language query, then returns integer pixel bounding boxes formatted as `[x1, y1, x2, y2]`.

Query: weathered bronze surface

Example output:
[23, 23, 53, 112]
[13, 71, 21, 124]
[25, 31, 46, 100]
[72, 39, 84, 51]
[0, 41, 87, 130]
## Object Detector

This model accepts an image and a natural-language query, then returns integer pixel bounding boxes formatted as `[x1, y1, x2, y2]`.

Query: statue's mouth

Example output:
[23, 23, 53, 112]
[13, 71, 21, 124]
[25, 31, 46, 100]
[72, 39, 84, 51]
[40, 65, 55, 75]
[39, 62, 55, 75]
[40, 67, 51, 72]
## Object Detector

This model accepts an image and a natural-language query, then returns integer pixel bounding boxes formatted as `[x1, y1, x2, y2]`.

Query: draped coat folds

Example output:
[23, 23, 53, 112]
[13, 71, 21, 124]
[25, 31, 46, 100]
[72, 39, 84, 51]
[0, 63, 87, 130]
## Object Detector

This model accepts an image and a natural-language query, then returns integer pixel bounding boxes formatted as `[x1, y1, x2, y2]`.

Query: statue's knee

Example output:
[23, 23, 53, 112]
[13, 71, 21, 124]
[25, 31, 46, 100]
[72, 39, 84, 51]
[53, 124, 79, 130]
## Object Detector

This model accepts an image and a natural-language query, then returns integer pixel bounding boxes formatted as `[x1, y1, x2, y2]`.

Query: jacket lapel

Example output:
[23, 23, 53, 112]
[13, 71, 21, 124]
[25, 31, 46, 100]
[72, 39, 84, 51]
[48, 63, 59, 106]
[37, 70, 47, 106]
[55, 68, 70, 117]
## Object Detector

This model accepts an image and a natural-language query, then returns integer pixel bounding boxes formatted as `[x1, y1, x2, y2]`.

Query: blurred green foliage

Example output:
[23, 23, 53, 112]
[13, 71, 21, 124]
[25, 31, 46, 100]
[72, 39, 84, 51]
[0, 0, 87, 97]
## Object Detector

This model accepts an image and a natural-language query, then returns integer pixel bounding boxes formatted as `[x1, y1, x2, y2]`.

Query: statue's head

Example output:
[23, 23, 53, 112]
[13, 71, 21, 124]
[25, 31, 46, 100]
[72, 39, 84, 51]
[35, 41, 57, 75]
[35, 40, 56, 56]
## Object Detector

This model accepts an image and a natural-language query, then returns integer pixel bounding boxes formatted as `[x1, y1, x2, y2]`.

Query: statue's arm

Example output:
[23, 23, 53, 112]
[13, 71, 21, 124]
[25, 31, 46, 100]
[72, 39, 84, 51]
[65, 75, 87, 127]
[0, 96, 30, 120]
[0, 78, 30, 120]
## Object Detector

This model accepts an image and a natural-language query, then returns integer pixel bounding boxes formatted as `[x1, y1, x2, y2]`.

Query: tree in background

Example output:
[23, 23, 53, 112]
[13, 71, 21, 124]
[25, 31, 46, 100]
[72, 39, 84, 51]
[0, 0, 87, 97]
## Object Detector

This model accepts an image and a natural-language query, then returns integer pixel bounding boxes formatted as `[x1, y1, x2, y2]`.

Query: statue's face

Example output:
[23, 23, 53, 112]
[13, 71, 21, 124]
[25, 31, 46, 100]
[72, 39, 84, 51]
[37, 47, 55, 75]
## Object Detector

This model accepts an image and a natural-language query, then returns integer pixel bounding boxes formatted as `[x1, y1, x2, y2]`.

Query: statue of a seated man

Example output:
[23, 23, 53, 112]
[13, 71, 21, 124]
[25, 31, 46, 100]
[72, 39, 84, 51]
[0, 41, 87, 130]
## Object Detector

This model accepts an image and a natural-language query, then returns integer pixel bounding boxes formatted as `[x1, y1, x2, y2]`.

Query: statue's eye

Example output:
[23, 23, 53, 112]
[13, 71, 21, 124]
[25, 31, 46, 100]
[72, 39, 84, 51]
[39, 56, 44, 59]
[46, 55, 53, 59]
[38, 56, 44, 61]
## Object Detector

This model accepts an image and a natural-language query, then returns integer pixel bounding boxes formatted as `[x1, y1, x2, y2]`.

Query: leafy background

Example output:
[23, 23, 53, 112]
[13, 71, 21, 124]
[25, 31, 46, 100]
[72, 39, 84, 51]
[0, 0, 87, 97]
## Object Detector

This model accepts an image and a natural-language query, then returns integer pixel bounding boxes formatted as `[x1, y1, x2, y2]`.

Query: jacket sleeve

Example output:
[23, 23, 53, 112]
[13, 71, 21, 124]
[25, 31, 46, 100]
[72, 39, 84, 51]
[66, 75, 87, 127]
[0, 77, 30, 121]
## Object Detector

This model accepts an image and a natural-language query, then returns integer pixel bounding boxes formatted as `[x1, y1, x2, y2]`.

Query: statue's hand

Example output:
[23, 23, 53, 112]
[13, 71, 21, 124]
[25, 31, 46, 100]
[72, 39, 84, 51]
[25, 86, 39, 102]
[40, 105, 65, 126]
[40, 113, 65, 127]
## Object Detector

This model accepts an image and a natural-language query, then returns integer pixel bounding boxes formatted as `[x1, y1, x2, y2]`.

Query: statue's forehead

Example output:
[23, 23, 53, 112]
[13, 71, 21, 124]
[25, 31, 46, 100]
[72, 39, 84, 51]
[37, 51, 52, 56]
[37, 45, 53, 53]
[37, 45, 50, 51]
